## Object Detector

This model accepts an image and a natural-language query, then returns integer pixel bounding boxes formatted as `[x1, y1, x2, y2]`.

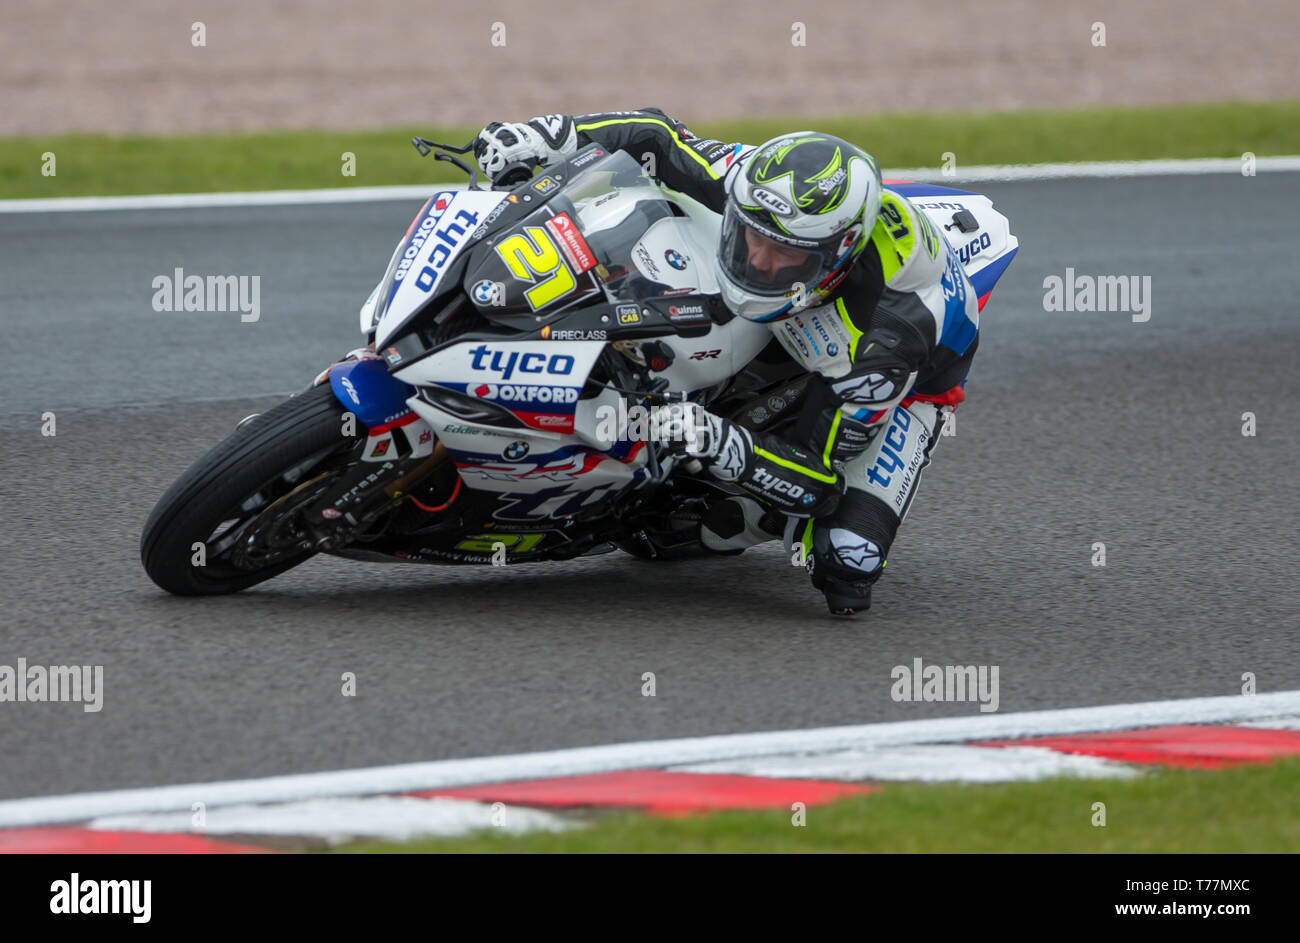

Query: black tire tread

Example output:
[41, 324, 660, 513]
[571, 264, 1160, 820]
[140, 384, 352, 595]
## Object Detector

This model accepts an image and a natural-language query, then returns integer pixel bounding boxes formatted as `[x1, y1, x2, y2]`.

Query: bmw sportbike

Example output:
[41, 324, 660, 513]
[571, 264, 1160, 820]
[141, 141, 1018, 594]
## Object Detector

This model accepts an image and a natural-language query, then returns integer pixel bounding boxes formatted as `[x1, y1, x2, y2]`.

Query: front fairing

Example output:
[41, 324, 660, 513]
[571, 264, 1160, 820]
[370, 188, 509, 349]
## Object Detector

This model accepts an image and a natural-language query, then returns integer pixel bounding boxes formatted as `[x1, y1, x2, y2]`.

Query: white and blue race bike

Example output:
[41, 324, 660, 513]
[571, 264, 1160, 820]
[141, 141, 1017, 594]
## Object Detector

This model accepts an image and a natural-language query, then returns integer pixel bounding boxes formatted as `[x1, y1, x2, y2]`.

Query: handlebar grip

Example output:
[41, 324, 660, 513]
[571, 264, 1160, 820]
[495, 161, 537, 189]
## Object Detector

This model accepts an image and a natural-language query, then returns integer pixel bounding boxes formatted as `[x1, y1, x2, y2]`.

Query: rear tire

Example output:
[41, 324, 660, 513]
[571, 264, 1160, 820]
[141, 385, 356, 595]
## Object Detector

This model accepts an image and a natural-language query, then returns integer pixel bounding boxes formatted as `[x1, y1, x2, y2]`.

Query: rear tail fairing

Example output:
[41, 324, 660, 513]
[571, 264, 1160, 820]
[886, 181, 1019, 308]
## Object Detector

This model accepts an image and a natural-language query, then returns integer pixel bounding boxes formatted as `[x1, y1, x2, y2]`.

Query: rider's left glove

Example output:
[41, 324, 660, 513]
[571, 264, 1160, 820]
[473, 116, 577, 183]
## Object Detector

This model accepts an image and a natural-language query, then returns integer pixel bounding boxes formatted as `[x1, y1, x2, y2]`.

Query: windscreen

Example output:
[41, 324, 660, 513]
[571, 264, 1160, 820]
[546, 151, 682, 303]
[466, 150, 690, 321]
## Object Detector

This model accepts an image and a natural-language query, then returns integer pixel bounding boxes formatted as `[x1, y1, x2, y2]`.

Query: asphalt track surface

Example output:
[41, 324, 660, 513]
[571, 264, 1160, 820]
[3, 173, 1298, 801]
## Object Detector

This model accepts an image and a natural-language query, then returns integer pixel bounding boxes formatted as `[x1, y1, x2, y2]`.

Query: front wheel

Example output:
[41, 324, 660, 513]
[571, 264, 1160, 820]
[141, 384, 358, 595]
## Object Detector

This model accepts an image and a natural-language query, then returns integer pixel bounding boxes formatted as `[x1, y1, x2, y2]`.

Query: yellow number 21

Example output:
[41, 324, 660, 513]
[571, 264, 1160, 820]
[495, 227, 576, 310]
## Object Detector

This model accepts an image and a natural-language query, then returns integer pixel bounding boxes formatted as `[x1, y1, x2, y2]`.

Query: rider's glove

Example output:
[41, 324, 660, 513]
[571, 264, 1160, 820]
[473, 116, 577, 183]
[651, 401, 722, 458]
[652, 401, 844, 517]
[650, 402, 754, 483]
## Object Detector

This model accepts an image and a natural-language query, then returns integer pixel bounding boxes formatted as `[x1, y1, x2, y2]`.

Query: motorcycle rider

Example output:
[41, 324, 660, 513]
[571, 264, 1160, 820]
[473, 110, 980, 615]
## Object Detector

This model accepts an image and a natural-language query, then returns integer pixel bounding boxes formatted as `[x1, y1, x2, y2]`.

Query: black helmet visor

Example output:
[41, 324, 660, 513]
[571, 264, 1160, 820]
[719, 203, 831, 296]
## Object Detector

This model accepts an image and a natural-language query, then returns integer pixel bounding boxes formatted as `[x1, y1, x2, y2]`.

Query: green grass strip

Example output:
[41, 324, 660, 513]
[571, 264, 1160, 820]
[2, 101, 1297, 200]
[336, 757, 1300, 853]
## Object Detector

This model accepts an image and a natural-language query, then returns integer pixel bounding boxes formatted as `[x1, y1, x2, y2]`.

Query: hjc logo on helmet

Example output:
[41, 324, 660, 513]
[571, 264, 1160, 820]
[752, 187, 795, 217]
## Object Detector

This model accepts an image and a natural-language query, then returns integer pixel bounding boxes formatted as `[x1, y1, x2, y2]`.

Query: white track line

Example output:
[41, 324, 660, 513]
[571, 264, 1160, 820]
[0, 184, 437, 214]
[3, 157, 1297, 215]
[90, 797, 572, 843]
[2, 691, 1297, 828]
[899, 156, 1300, 183]
[673, 744, 1139, 783]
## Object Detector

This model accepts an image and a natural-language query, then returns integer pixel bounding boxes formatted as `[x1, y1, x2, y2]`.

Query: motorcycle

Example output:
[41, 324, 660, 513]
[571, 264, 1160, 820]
[141, 139, 1018, 595]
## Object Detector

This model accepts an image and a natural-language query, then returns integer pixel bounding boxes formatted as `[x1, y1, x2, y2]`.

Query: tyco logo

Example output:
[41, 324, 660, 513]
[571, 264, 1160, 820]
[468, 344, 575, 379]
[956, 232, 992, 265]
[751, 467, 806, 499]
[412, 209, 481, 292]
[867, 407, 912, 488]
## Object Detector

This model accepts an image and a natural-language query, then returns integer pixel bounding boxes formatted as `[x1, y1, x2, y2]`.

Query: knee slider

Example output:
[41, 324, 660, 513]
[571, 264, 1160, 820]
[811, 491, 899, 585]
[812, 528, 886, 586]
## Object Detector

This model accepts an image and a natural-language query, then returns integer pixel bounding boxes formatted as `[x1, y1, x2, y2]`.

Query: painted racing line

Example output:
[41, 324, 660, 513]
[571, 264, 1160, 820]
[2, 692, 1300, 852]
[2, 157, 1296, 215]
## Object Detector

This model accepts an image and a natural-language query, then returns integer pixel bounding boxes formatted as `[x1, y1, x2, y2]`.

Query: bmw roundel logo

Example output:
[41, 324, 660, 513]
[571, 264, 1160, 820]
[827, 343, 839, 356]
[664, 249, 689, 270]
[472, 279, 501, 305]
[503, 440, 530, 461]
[801, 492, 816, 506]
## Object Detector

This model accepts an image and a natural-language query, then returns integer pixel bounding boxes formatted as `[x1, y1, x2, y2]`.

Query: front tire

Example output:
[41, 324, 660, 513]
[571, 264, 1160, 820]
[141, 384, 357, 595]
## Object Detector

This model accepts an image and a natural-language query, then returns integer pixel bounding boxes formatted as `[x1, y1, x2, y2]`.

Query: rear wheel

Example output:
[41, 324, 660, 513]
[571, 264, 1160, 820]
[141, 384, 359, 595]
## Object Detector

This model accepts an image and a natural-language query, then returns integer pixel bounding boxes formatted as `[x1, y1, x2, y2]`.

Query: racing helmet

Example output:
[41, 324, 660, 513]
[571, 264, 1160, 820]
[718, 132, 882, 322]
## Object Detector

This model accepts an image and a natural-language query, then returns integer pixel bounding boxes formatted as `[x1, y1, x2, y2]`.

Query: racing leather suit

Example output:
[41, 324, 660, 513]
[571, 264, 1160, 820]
[488, 109, 980, 612]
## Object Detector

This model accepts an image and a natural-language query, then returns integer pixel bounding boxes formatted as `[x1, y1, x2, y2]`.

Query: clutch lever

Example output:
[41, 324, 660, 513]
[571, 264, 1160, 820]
[411, 136, 483, 190]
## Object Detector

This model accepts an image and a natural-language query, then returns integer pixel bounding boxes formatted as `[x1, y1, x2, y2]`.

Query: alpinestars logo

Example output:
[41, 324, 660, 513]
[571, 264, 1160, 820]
[533, 114, 569, 146]
[834, 371, 898, 404]
[711, 426, 751, 482]
[830, 529, 882, 573]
